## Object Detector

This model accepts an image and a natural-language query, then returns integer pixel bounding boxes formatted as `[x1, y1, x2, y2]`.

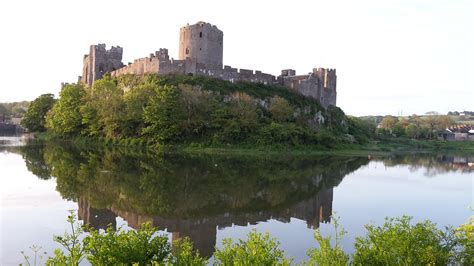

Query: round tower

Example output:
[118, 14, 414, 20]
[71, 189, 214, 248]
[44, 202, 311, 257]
[179, 22, 223, 69]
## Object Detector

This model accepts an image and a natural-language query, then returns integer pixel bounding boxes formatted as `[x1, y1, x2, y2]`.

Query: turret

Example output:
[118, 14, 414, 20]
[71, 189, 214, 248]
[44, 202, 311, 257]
[81, 44, 124, 86]
[178, 22, 223, 69]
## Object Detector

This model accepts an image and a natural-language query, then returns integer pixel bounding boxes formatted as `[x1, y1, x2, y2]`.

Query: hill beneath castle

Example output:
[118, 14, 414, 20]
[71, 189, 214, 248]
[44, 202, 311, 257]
[35, 74, 374, 148]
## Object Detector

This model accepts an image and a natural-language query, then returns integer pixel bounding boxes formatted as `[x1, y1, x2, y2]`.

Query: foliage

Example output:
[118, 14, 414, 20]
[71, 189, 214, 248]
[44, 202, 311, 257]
[352, 216, 455, 265]
[46, 84, 86, 136]
[37, 74, 376, 147]
[169, 238, 207, 266]
[87, 78, 125, 139]
[379, 115, 399, 132]
[84, 222, 171, 265]
[0, 103, 9, 115]
[21, 94, 55, 132]
[44, 211, 206, 265]
[0, 101, 29, 118]
[20, 245, 46, 266]
[307, 216, 349, 266]
[347, 117, 376, 144]
[269, 96, 293, 122]
[26, 207, 474, 266]
[377, 114, 456, 140]
[214, 229, 291, 266]
[143, 85, 184, 143]
[454, 215, 474, 265]
[46, 211, 87, 265]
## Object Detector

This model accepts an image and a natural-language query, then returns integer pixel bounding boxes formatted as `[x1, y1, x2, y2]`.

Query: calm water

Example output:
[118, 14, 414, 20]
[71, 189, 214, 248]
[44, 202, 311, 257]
[1, 136, 473, 265]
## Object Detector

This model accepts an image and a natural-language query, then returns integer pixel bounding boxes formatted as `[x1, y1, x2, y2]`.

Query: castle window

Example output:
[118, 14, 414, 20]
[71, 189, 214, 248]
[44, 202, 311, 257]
[186, 48, 189, 55]
[199, 32, 202, 38]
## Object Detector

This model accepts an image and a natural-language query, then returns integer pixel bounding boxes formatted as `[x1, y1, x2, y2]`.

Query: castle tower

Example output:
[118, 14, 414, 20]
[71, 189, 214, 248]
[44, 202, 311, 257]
[179, 22, 223, 69]
[81, 44, 124, 86]
[313, 68, 337, 107]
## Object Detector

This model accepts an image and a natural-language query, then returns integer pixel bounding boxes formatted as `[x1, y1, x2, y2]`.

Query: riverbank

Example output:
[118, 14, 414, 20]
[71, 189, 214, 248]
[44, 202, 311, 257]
[33, 132, 474, 157]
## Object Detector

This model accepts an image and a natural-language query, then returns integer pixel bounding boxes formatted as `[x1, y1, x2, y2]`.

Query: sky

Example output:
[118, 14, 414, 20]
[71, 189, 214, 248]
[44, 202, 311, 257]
[0, 0, 472, 116]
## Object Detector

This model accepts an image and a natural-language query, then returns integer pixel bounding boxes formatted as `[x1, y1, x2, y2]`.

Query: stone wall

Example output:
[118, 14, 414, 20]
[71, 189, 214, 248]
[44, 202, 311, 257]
[82, 22, 337, 109]
[81, 44, 124, 87]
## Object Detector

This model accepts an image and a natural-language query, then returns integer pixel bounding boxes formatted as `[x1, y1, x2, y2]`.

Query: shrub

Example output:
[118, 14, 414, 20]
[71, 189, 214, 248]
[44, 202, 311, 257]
[307, 216, 349, 266]
[84, 222, 171, 265]
[353, 216, 455, 265]
[46, 211, 87, 265]
[169, 237, 207, 266]
[454, 216, 474, 265]
[214, 229, 292, 265]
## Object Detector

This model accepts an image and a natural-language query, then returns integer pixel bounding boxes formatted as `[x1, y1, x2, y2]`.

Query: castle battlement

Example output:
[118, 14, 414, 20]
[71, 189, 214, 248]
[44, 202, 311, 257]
[81, 22, 337, 108]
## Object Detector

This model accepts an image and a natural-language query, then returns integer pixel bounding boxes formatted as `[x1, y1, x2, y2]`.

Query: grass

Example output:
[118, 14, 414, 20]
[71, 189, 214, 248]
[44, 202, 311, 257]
[31, 131, 474, 158]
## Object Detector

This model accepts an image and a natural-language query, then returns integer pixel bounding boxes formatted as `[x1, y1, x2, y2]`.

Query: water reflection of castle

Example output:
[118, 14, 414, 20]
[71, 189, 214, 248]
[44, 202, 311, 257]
[78, 187, 333, 258]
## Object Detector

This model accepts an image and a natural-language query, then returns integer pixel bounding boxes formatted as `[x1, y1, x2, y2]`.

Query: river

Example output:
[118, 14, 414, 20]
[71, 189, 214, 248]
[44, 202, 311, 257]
[0, 136, 472, 265]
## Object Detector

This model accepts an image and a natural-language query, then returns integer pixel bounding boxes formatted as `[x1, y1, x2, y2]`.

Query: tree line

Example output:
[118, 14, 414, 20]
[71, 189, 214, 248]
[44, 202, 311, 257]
[22, 74, 374, 147]
[376, 115, 455, 139]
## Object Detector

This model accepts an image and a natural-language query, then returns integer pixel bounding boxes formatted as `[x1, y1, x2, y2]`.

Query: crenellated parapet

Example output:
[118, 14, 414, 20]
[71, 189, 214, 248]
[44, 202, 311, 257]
[80, 22, 337, 108]
[81, 44, 124, 87]
[278, 68, 337, 108]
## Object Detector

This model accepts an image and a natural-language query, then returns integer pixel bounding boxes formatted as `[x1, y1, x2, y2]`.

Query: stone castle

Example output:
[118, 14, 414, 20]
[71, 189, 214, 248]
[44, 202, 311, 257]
[80, 21, 337, 108]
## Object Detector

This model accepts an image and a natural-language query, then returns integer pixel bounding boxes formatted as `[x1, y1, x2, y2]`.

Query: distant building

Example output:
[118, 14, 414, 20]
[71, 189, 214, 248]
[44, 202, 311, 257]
[78, 22, 337, 109]
[443, 125, 474, 141]
[439, 129, 455, 141]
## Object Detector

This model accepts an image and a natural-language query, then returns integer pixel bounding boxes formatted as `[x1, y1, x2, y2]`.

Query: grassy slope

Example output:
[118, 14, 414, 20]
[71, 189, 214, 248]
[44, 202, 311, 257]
[177, 139, 474, 157]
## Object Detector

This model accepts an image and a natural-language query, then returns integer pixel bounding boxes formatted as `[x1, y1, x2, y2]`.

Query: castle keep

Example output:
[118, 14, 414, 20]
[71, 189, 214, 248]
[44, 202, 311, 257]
[80, 22, 337, 108]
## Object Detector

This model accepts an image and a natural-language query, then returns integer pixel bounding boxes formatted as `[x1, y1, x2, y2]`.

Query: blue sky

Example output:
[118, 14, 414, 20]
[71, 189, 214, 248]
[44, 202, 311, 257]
[0, 0, 471, 116]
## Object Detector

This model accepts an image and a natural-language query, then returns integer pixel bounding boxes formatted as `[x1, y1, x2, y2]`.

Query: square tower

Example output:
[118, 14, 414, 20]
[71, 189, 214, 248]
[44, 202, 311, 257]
[179, 22, 223, 70]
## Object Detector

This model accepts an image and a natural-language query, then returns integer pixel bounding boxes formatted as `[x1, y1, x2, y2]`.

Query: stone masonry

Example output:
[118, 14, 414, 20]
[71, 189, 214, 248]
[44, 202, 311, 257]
[82, 44, 124, 87]
[79, 22, 337, 108]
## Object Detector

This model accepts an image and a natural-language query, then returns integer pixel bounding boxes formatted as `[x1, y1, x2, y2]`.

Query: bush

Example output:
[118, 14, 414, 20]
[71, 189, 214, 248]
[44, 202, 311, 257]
[27, 213, 474, 265]
[353, 216, 455, 265]
[46, 212, 88, 265]
[307, 216, 349, 266]
[84, 222, 170, 265]
[169, 237, 207, 266]
[454, 216, 474, 265]
[214, 229, 292, 265]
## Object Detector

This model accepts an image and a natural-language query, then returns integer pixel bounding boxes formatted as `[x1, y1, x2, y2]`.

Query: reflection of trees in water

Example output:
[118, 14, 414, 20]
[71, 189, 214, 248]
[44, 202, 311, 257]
[379, 154, 474, 177]
[22, 143, 369, 216]
[19, 142, 370, 257]
[18, 142, 472, 257]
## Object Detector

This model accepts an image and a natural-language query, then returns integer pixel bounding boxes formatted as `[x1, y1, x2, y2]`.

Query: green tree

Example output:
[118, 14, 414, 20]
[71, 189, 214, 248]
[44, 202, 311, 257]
[437, 115, 455, 130]
[454, 216, 474, 265]
[143, 85, 184, 143]
[405, 124, 420, 139]
[392, 122, 406, 137]
[269, 96, 293, 123]
[21, 93, 55, 132]
[122, 83, 157, 137]
[0, 104, 9, 116]
[11, 103, 28, 117]
[214, 229, 291, 265]
[307, 216, 349, 266]
[84, 222, 171, 265]
[170, 238, 207, 266]
[179, 85, 214, 138]
[223, 92, 260, 142]
[353, 216, 455, 265]
[379, 115, 399, 133]
[46, 84, 86, 136]
[81, 78, 124, 139]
